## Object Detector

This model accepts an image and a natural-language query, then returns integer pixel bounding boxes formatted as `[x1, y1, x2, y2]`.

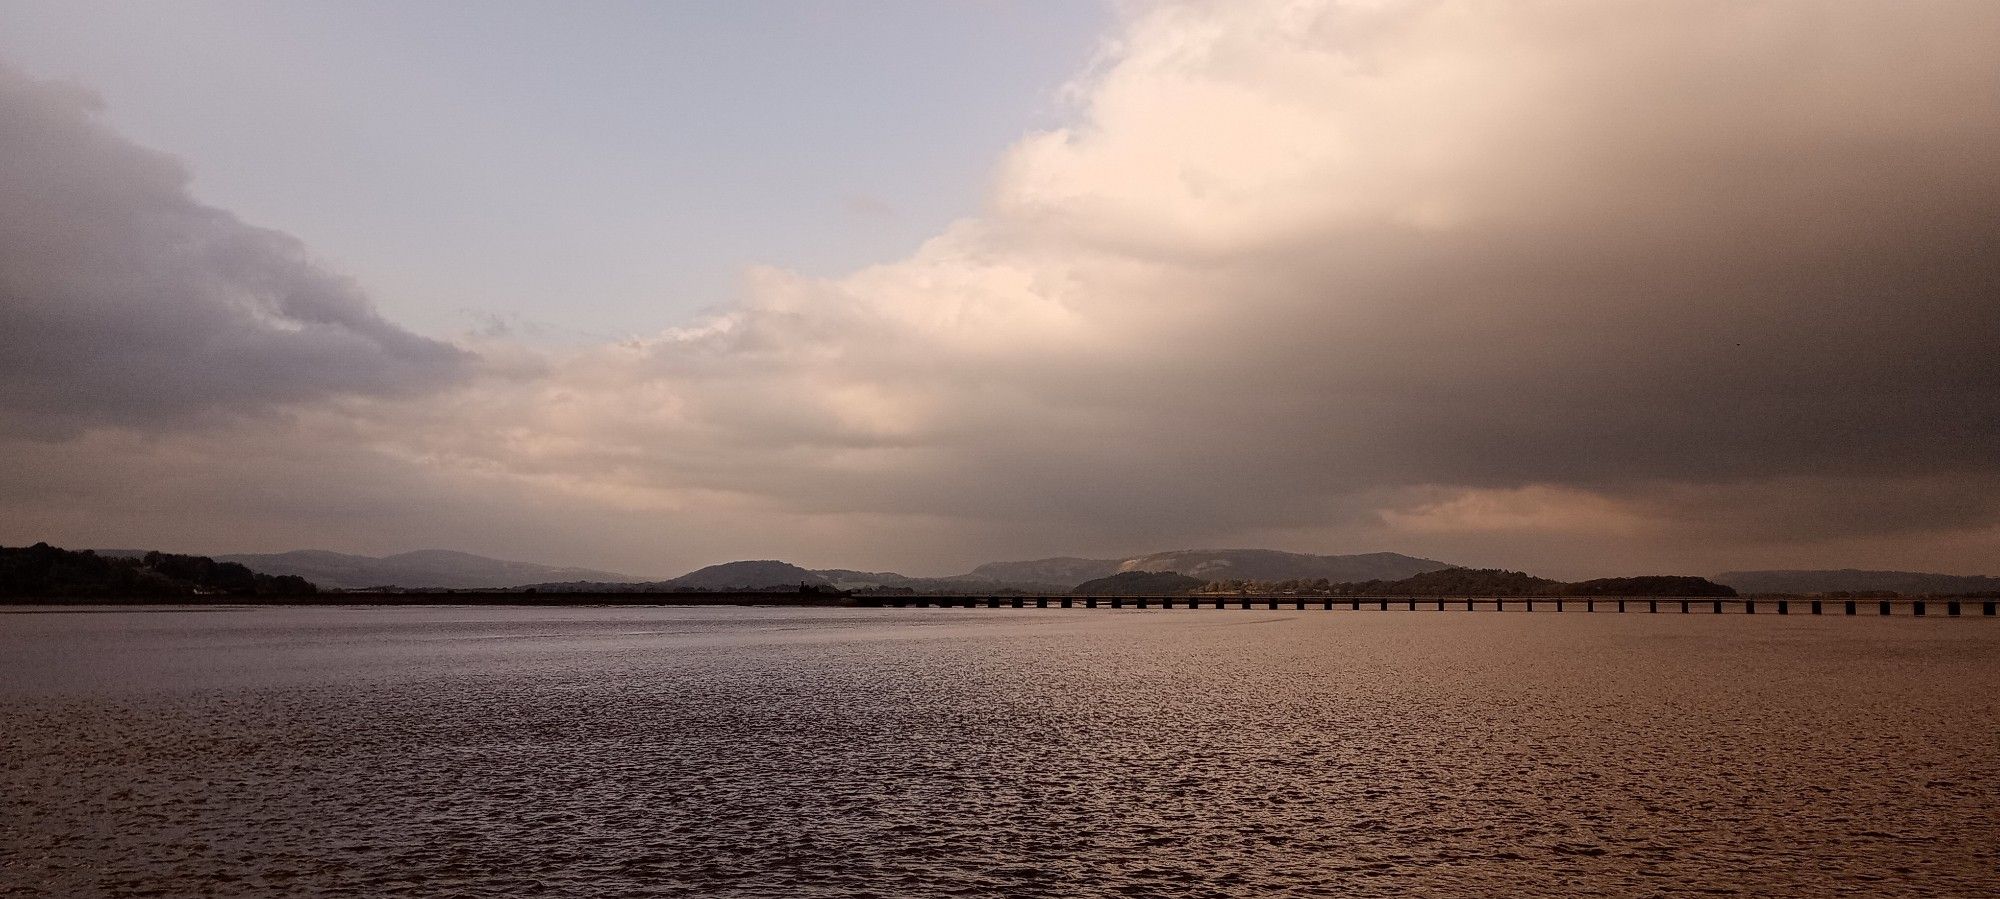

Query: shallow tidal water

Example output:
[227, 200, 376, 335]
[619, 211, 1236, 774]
[2, 605, 1996, 897]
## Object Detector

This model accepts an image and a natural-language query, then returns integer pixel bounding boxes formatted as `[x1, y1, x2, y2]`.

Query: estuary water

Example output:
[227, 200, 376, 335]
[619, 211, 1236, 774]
[2, 605, 1995, 897]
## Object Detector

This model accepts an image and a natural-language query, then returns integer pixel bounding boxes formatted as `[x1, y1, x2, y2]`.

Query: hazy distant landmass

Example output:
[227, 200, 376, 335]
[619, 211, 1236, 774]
[1715, 569, 2000, 596]
[660, 550, 1455, 595]
[814, 549, 1453, 594]
[960, 549, 1452, 589]
[224, 547, 1457, 593]
[4, 544, 316, 598]
[1072, 571, 1206, 595]
[815, 570, 1076, 594]
[160, 546, 1461, 592]
[524, 560, 884, 593]
[102, 543, 1752, 598]
[1120, 549, 1451, 583]
[814, 568, 916, 590]
[214, 549, 644, 590]
[1245, 568, 1739, 597]
[959, 557, 1124, 587]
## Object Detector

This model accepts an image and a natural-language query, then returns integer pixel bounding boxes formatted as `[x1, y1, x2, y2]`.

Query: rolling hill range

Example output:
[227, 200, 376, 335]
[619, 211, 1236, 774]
[954, 550, 1450, 589]
[823, 549, 1454, 592]
[208, 546, 1457, 592]
[217, 550, 646, 590]
[1111, 549, 1451, 583]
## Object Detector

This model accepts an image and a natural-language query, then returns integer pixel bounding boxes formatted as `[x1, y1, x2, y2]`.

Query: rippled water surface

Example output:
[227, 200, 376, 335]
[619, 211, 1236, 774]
[3, 606, 1996, 897]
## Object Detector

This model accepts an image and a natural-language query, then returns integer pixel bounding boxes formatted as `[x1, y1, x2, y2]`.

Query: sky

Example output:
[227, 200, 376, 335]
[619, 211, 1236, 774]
[2, 0, 1997, 580]
[0, 0, 1109, 339]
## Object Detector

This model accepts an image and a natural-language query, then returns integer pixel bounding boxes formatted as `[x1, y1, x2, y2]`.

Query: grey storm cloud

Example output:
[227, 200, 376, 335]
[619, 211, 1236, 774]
[3, 2, 1999, 578]
[0, 67, 466, 435]
[393, 0, 1997, 570]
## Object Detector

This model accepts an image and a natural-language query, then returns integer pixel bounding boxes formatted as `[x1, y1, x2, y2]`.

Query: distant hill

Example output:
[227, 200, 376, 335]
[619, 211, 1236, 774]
[1564, 576, 1736, 597]
[955, 549, 1451, 588]
[668, 560, 830, 590]
[1321, 568, 1735, 597]
[516, 563, 1068, 595]
[36, 544, 1750, 600]
[813, 569, 1073, 594]
[220, 549, 643, 590]
[1715, 569, 2000, 596]
[4, 543, 316, 599]
[1117, 549, 1451, 583]
[1072, 571, 1205, 595]
[632, 549, 1456, 595]
[958, 557, 1123, 586]
[813, 568, 921, 590]
[178, 545, 1485, 595]
[1335, 567, 1562, 596]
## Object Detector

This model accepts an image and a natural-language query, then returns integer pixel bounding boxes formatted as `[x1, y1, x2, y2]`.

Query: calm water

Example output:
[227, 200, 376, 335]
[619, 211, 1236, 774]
[2, 606, 1995, 897]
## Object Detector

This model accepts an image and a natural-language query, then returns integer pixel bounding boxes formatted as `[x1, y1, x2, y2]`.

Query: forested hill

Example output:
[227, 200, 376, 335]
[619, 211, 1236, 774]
[0, 543, 318, 599]
[1073, 571, 1207, 595]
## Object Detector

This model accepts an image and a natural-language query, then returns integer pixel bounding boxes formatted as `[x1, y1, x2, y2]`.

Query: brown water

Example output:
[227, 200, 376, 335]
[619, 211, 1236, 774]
[2, 606, 1995, 897]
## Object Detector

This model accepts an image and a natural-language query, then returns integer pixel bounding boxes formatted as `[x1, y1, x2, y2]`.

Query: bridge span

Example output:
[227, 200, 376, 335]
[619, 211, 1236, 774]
[860, 594, 1997, 616]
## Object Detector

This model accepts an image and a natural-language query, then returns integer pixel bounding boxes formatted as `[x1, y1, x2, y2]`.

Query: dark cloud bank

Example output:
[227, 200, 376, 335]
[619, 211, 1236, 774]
[0, 68, 465, 435]
[1, 3, 1998, 577]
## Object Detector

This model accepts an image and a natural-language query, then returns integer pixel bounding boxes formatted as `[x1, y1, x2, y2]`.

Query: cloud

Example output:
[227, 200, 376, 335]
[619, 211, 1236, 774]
[0, 67, 466, 436]
[391, 0, 1998, 569]
[3, 2, 1999, 577]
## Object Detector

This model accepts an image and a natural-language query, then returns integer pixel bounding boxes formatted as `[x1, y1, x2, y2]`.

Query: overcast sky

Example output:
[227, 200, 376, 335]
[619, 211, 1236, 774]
[3, 0, 1997, 579]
